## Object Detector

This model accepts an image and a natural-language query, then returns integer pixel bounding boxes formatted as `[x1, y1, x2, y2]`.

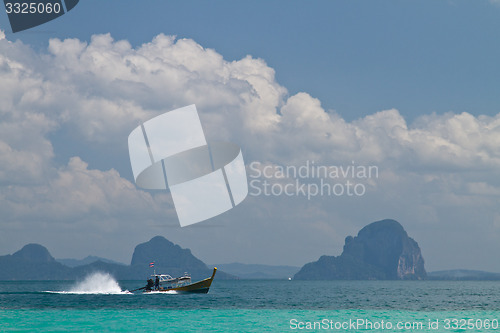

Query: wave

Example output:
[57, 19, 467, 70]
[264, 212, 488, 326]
[142, 290, 179, 295]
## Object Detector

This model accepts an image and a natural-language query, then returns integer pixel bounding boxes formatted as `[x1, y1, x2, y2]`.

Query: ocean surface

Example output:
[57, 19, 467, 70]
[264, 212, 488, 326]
[0, 273, 499, 332]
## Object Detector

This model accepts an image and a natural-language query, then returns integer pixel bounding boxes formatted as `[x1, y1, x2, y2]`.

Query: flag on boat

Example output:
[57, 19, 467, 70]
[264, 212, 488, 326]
[149, 262, 155, 267]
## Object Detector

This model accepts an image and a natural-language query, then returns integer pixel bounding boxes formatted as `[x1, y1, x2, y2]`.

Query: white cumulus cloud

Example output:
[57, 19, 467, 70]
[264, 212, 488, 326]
[1, 33, 500, 270]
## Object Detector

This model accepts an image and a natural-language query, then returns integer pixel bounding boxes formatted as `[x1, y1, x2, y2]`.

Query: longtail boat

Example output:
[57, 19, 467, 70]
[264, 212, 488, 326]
[134, 267, 217, 294]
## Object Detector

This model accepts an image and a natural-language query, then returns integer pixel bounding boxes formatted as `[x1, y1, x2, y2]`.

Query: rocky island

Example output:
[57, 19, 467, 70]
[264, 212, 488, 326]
[294, 219, 427, 280]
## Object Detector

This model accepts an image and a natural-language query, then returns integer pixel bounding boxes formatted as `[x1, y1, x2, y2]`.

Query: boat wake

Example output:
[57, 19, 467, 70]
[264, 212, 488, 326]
[47, 272, 130, 294]
[143, 290, 179, 295]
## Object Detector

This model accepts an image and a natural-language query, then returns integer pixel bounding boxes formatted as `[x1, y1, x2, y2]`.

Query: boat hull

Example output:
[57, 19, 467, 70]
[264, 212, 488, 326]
[144, 268, 217, 294]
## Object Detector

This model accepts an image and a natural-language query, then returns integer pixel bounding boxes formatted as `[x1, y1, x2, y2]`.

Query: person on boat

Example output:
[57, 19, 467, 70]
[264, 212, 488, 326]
[146, 278, 154, 291]
[155, 276, 160, 290]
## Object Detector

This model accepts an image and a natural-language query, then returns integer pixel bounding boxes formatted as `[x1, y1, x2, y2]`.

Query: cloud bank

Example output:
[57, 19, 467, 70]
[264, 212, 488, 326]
[1, 32, 499, 270]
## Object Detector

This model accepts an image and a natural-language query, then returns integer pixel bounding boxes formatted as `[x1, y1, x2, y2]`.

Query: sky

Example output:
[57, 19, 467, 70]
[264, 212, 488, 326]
[1, 0, 500, 272]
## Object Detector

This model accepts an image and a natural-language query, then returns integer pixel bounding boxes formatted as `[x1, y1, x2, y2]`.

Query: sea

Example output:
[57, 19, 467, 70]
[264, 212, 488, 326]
[0, 272, 499, 332]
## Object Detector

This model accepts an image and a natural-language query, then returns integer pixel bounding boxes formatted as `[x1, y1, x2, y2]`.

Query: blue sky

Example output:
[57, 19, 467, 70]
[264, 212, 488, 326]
[1, 1, 500, 272]
[3, 0, 500, 121]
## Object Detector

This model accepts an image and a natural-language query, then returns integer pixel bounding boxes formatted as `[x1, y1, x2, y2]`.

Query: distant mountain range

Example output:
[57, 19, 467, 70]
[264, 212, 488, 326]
[57, 256, 300, 280]
[213, 263, 299, 279]
[427, 269, 500, 280]
[57, 256, 125, 268]
[1, 230, 499, 281]
[55, 256, 300, 280]
[0, 236, 233, 281]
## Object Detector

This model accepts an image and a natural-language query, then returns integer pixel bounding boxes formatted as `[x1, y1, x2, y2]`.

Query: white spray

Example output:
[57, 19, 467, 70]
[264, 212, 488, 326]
[65, 272, 127, 294]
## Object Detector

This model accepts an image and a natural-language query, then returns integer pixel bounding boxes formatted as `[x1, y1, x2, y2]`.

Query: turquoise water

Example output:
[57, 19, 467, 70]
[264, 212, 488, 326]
[1, 278, 499, 332]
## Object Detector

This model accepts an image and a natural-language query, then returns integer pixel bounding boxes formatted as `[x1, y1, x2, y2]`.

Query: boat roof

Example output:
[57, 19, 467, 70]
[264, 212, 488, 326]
[150, 273, 191, 282]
